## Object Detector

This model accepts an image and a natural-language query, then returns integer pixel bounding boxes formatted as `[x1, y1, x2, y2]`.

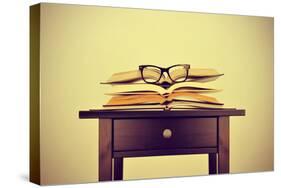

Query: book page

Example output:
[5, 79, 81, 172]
[168, 101, 224, 109]
[105, 94, 165, 106]
[100, 104, 166, 110]
[167, 82, 219, 94]
[188, 68, 223, 77]
[168, 92, 223, 104]
[107, 82, 220, 95]
[108, 83, 166, 95]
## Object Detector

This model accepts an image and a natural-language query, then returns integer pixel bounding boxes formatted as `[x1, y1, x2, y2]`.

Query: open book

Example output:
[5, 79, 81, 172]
[104, 92, 223, 107]
[106, 82, 221, 96]
[102, 69, 224, 84]
[103, 101, 224, 110]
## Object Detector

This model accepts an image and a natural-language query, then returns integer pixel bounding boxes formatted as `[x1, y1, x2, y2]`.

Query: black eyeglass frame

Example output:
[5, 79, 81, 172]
[139, 64, 190, 84]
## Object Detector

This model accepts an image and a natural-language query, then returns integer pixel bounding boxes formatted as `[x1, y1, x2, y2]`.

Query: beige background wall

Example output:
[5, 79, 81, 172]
[38, 3, 273, 185]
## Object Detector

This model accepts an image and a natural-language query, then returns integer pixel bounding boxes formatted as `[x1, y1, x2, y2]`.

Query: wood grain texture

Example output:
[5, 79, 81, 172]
[99, 119, 113, 181]
[218, 116, 230, 174]
[113, 118, 217, 151]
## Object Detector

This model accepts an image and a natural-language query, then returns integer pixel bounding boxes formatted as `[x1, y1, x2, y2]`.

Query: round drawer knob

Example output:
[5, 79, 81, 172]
[162, 129, 172, 139]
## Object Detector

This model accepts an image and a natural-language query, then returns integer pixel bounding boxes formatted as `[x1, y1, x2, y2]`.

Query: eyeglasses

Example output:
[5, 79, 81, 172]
[139, 64, 190, 84]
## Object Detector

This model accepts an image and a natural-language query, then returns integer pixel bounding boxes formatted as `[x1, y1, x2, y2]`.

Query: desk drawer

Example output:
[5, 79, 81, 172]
[113, 118, 217, 151]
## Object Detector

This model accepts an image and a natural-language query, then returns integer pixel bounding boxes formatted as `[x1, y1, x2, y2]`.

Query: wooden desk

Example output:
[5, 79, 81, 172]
[79, 109, 245, 181]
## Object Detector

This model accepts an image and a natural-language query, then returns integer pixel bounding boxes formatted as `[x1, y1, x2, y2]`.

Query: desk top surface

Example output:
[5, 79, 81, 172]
[79, 108, 245, 119]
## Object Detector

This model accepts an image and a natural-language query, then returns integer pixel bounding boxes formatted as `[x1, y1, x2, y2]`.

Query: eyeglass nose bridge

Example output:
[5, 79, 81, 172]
[162, 71, 170, 78]
[161, 68, 170, 76]
[160, 71, 173, 83]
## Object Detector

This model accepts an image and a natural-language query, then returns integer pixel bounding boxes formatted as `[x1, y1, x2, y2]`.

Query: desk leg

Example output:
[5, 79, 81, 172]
[218, 116, 229, 174]
[114, 157, 123, 180]
[99, 119, 113, 181]
[208, 153, 217, 174]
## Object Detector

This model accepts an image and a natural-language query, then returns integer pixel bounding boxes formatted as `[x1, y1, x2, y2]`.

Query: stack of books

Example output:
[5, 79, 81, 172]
[101, 68, 224, 111]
